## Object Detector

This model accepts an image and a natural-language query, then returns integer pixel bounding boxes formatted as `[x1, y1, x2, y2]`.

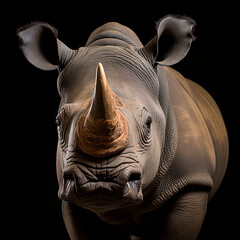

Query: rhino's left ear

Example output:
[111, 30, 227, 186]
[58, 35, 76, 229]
[142, 15, 196, 66]
[17, 22, 75, 70]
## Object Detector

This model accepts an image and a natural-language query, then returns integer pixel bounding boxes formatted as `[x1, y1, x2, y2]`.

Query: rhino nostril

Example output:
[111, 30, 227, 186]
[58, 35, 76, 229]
[124, 173, 141, 195]
[64, 173, 75, 184]
[128, 173, 141, 182]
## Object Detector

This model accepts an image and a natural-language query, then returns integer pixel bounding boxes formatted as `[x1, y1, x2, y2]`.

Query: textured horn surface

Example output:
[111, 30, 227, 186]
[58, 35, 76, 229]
[76, 63, 129, 157]
[85, 63, 118, 124]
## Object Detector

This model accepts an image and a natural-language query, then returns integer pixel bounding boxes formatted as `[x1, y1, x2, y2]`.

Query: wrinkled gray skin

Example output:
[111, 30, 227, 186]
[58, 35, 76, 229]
[18, 15, 228, 240]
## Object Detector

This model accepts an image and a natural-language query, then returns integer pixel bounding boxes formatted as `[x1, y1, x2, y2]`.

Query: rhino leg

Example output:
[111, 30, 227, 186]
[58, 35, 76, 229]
[62, 200, 131, 240]
[148, 191, 208, 240]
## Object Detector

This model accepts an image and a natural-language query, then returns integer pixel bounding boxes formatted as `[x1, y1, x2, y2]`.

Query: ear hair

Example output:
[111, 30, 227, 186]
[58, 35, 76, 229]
[17, 21, 58, 40]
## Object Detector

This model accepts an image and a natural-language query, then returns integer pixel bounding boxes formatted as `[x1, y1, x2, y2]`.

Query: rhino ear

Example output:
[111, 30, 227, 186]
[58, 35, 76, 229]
[17, 22, 74, 70]
[143, 15, 196, 66]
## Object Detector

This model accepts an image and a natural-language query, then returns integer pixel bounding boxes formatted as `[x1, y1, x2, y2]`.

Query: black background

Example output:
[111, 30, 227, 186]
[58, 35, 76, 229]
[8, 1, 237, 239]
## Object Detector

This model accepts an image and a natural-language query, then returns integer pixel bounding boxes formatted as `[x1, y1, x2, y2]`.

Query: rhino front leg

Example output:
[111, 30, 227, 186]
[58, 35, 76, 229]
[62, 201, 93, 240]
[148, 191, 208, 240]
[62, 200, 131, 240]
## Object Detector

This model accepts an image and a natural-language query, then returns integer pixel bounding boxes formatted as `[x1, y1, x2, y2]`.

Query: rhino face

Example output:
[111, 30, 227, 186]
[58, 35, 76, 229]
[55, 57, 164, 213]
[17, 16, 195, 213]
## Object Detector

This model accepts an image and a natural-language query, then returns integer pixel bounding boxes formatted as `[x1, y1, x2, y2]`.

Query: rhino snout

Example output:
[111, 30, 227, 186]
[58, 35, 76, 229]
[59, 163, 143, 212]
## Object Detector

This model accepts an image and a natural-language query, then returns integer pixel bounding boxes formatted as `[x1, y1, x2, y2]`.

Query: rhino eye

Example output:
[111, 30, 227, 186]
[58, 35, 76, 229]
[145, 117, 152, 132]
[56, 118, 62, 132]
[137, 107, 153, 148]
[56, 116, 68, 152]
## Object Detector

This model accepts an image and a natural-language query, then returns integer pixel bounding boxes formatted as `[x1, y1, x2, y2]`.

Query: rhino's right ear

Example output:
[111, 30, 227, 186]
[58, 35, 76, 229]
[141, 15, 196, 66]
[17, 22, 74, 70]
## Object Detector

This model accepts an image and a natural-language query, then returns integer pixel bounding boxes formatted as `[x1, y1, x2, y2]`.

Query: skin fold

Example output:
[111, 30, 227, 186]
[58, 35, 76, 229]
[18, 15, 228, 240]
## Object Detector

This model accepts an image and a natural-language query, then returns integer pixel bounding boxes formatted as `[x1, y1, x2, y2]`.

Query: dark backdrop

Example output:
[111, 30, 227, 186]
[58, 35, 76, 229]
[9, 1, 237, 239]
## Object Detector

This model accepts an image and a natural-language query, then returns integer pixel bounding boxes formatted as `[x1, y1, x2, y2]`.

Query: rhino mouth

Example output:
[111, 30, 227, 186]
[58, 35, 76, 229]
[58, 163, 143, 213]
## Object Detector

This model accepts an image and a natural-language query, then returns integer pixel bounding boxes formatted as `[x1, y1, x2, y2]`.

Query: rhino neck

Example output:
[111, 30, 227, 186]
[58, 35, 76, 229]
[85, 22, 143, 48]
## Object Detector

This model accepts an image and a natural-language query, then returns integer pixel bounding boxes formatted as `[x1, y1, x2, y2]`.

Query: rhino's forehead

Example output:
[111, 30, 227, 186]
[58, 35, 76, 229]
[57, 45, 159, 103]
[85, 22, 143, 48]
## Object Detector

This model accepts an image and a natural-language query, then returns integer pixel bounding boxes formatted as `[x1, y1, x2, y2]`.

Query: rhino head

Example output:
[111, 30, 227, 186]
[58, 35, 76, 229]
[18, 16, 195, 217]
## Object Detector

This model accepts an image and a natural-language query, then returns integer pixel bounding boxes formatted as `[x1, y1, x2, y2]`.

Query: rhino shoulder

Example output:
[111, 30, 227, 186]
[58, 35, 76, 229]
[152, 67, 217, 207]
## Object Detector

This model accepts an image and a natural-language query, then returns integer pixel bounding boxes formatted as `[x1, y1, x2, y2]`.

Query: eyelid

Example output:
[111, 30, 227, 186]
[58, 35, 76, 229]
[55, 118, 61, 125]
[139, 106, 148, 118]
[56, 107, 65, 121]
[56, 109, 68, 151]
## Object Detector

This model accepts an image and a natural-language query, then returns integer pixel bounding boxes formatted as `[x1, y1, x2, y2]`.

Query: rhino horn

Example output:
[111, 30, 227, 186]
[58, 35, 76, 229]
[86, 63, 119, 123]
[76, 63, 129, 157]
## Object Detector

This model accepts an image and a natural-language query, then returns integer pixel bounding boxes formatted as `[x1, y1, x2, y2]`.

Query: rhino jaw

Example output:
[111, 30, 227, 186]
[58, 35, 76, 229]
[58, 162, 143, 213]
[76, 63, 129, 158]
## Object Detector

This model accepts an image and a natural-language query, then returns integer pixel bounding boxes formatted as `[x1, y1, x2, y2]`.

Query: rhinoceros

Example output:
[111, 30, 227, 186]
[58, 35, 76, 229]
[18, 15, 228, 240]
